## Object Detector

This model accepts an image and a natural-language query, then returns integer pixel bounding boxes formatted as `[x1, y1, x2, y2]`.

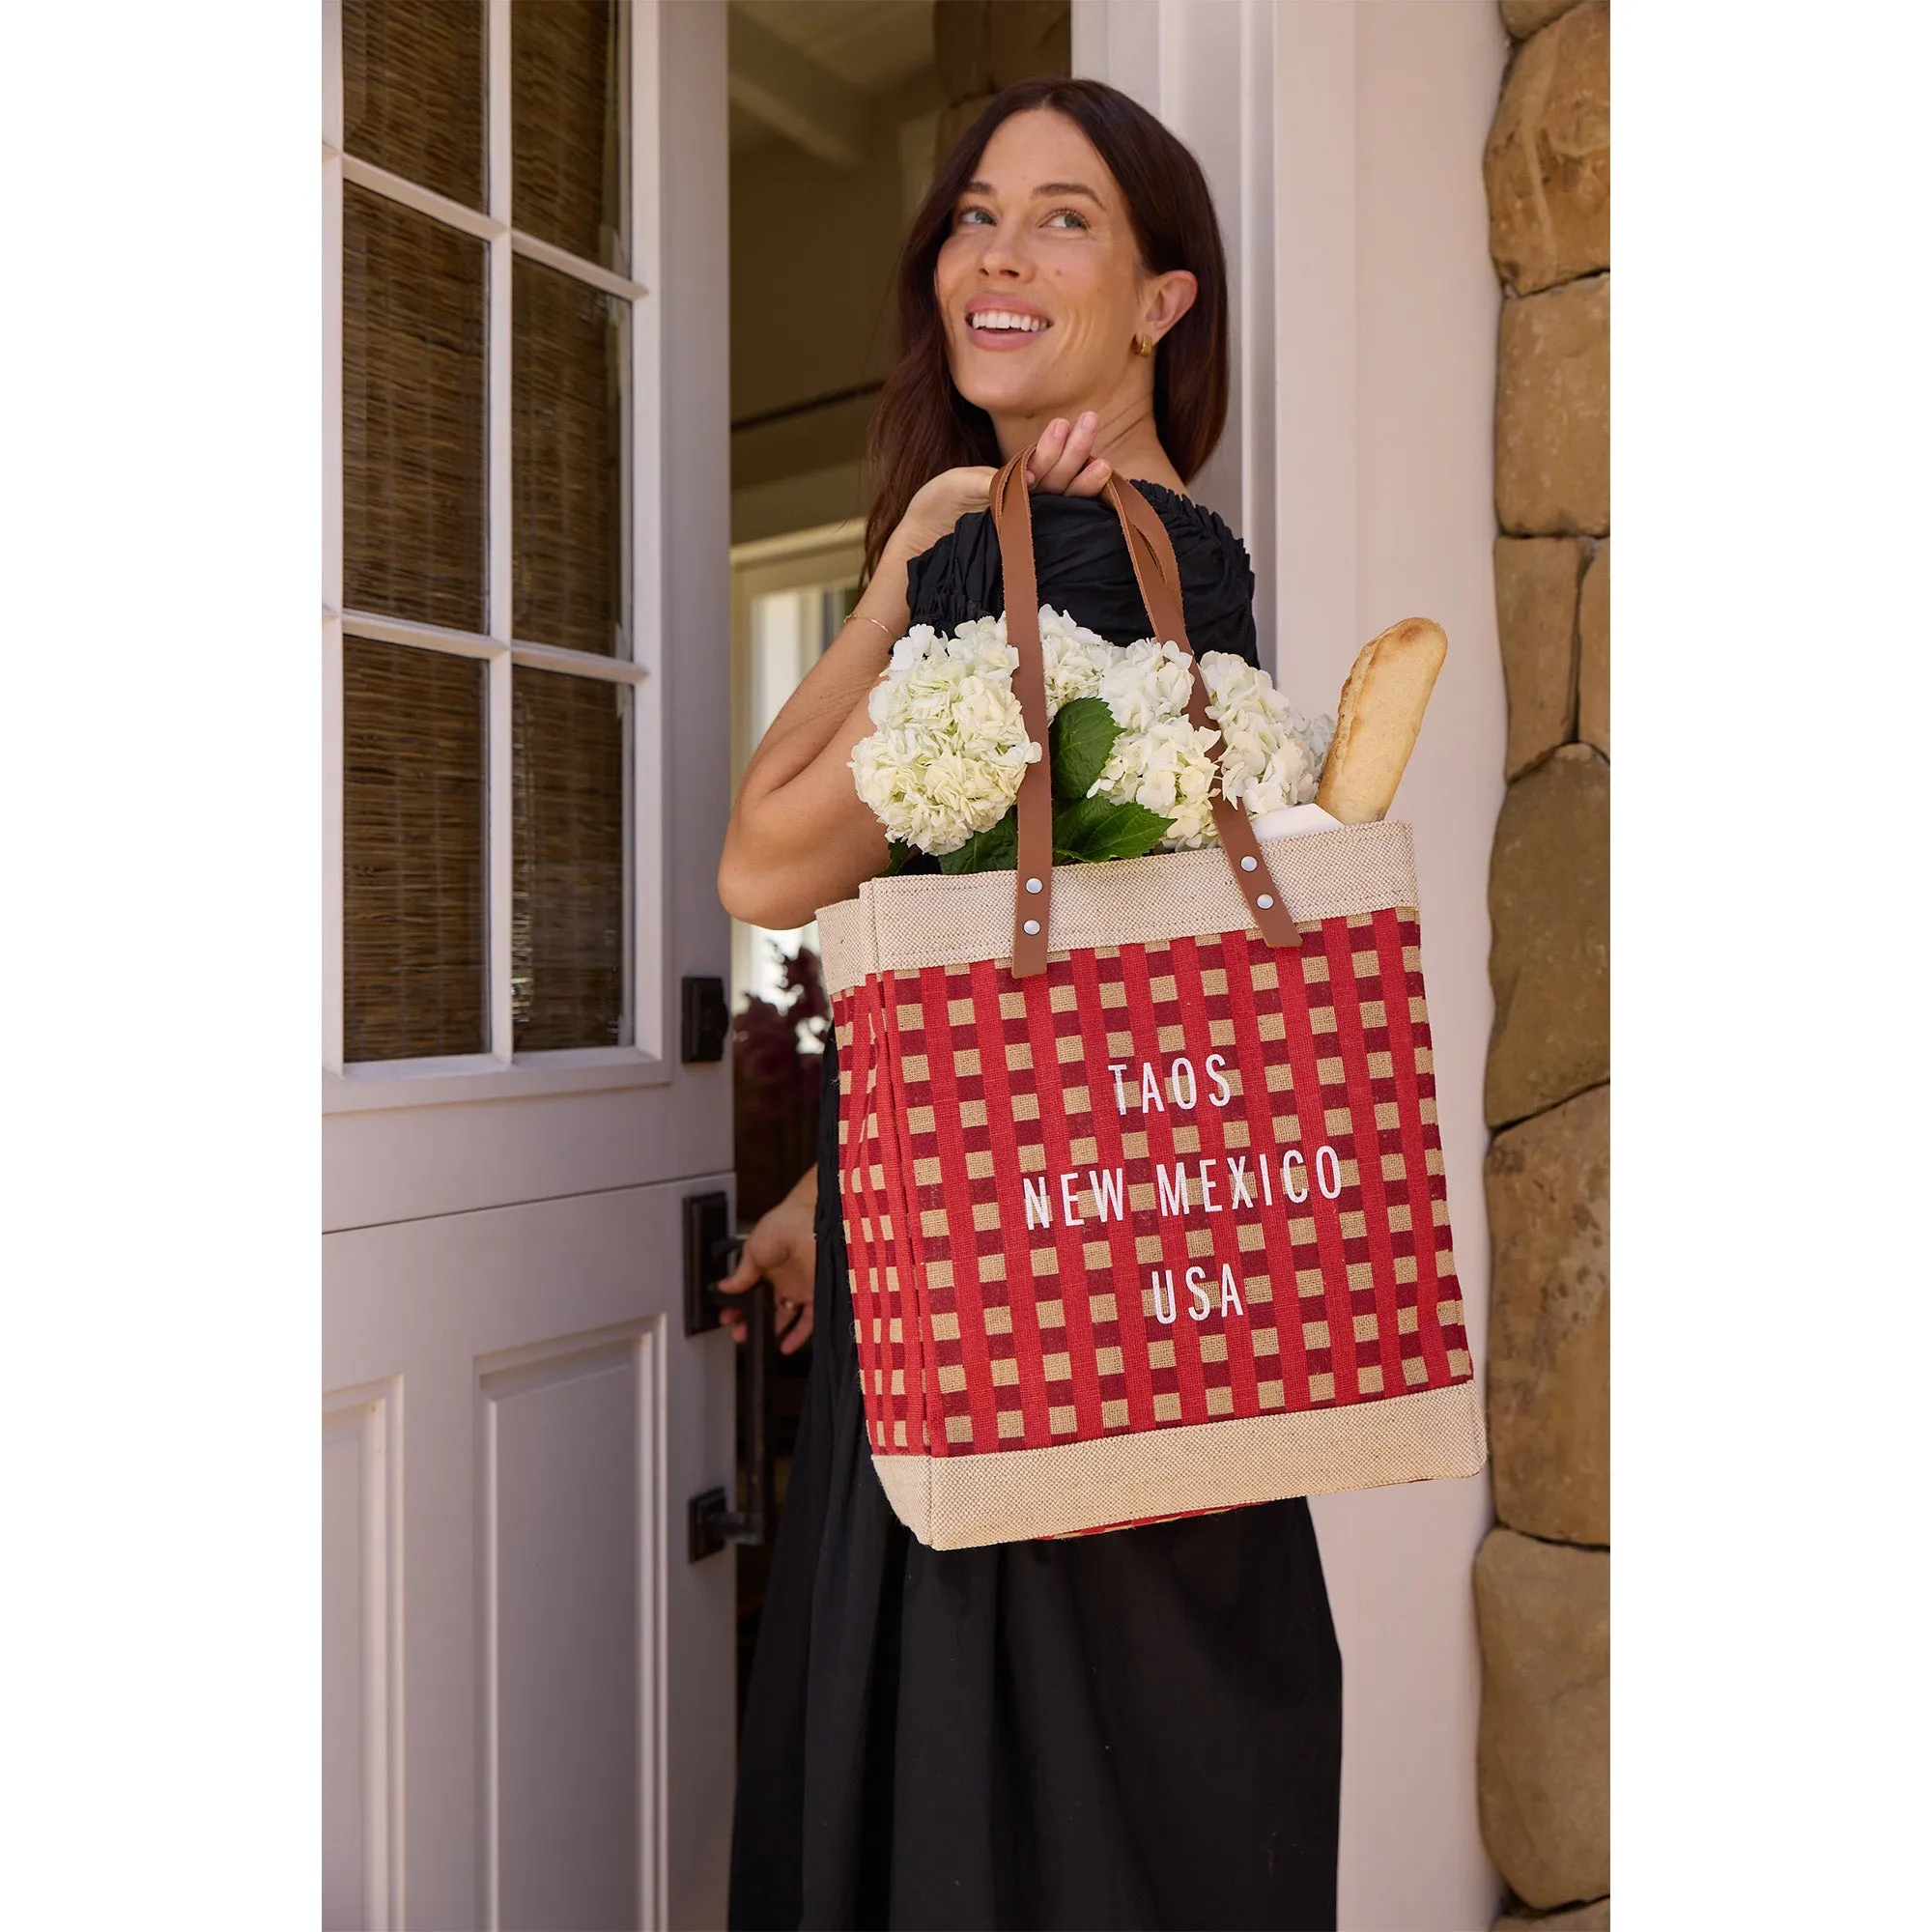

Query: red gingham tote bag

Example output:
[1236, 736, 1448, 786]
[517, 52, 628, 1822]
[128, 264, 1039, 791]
[816, 451, 1486, 1548]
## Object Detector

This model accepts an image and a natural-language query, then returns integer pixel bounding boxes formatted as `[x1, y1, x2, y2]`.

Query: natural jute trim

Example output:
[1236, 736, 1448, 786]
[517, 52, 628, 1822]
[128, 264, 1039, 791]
[816, 895, 876, 1003]
[870, 1379, 1487, 1549]
[817, 818, 1419, 995]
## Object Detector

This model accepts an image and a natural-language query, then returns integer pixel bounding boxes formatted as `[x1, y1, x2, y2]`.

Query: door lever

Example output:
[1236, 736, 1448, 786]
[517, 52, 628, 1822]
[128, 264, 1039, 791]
[688, 1264, 777, 1559]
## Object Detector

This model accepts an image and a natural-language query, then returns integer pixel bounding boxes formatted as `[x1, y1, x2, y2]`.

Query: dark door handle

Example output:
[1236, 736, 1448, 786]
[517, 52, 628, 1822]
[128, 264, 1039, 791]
[688, 1263, 777, 1560]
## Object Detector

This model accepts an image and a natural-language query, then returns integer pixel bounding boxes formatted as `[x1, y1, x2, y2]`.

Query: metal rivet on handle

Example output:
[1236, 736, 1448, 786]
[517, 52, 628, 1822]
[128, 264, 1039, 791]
[1025, 877, 1042, 894]
[1023, 919, 1040, 935]
[1240, 855, 1257, 871]
[1256, 895, 1274, 910]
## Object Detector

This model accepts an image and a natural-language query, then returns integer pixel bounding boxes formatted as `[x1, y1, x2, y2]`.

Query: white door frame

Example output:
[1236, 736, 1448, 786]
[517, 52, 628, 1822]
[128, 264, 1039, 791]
[1070, 0, 1280, 674]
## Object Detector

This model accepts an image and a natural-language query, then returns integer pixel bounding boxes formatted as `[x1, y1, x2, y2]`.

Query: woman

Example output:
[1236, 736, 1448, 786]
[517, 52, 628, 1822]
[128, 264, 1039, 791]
[718, 78, 1342, 1932]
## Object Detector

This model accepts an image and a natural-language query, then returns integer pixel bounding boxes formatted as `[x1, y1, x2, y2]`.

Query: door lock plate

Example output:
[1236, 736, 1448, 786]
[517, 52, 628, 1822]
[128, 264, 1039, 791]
[681, 976, 729, 1063]
[683, 1190, 731, 1336]
[689, 1485, 765, 1560]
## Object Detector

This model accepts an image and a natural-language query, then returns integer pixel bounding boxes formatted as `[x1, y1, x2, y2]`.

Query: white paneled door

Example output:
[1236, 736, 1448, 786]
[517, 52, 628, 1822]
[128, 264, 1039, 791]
[322, 5, 735, 1927]
[325, 1186, 731, 1930]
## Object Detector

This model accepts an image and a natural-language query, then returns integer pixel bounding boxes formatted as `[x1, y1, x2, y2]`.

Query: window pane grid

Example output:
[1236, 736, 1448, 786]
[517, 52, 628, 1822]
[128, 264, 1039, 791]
[513, 255, 628, 658]
[512, 1, 628, 274]
[342, 638, 489, 1063]
[512, 668, 628, 1050]
[343, 185, 489, 634]
[335, 0, 638, 1067]
[342, 0, 488, 211]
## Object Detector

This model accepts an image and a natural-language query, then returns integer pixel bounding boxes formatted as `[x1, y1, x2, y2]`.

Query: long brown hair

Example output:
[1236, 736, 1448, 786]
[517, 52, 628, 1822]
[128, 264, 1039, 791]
[863, 77, 1230, 582]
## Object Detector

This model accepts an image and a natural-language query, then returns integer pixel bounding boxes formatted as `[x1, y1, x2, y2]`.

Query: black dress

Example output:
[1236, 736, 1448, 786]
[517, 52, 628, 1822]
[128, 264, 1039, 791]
[729, 481, 1343, 1932]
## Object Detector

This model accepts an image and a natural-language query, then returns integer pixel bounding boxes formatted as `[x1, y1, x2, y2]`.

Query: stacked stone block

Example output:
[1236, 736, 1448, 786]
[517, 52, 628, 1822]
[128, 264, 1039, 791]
[1478, 2, 1610, 1925]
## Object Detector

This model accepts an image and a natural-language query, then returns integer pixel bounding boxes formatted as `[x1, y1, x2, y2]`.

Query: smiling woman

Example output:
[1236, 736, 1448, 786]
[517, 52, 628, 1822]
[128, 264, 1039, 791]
[938, 140, 1193, 453]
[861, 77, 1230, 582]
[717, 84, 1235, 933]
[721, 75, 1345, 1932]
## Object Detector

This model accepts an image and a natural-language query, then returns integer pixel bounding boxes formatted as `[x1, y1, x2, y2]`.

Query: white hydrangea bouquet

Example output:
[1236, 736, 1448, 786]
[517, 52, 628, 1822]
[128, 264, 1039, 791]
[851, 606, 1335, 875]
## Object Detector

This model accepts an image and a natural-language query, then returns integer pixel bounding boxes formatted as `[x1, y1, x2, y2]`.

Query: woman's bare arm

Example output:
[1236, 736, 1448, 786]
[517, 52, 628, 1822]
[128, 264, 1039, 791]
[719, 422, 1111, 928]
[718, 519, 940, 928]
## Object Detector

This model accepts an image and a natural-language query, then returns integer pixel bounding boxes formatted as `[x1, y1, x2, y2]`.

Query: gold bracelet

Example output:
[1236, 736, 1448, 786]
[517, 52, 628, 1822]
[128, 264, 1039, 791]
[849, 610, 896, 643]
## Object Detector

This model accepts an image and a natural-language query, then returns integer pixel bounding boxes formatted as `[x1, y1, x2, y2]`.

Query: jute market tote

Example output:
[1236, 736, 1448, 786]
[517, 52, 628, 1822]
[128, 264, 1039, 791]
[817, 450, 1486, 1548]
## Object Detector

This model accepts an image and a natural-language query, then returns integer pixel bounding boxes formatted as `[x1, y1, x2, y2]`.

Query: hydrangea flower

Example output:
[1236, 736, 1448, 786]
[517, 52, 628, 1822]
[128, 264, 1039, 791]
[851, 624, 1038, 855]
[852, 611, 1333, 861]
[1037, 606, 1117, 716]
[1080, 639, 1213, 848]
[1091, 711, 1222, 847]
[1198, 651, 1334, 817]
[1094, 637, 1199, 731]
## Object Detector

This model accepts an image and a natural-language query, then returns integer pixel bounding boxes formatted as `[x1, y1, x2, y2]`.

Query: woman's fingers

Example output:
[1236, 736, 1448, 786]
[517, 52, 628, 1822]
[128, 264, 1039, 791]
[1053, 412, 1100, 488]
[777, 1300, 815, 1355]
[718, 1227, 769, 1293]
[712, 1285, 756, 1335]
[718, 1284, 811, 1351]
[1066, 456, 1112, 497]
[713, 1237, 756, 1343]
[1028, 412, 1103, 495]
[1025, 415, 1070, 487]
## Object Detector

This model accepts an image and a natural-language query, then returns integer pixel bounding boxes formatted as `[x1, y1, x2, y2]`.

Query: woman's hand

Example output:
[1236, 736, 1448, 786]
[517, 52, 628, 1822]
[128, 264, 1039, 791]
[1025, 412, 1114, 497]
[892, 465, 998, 564]
[715, 1167, 817, 1356]
[889, 413, 1113, 562]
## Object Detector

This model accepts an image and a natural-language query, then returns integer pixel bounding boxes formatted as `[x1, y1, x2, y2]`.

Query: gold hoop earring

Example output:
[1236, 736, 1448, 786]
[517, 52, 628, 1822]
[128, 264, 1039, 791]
[1134, 333, 1155, 357]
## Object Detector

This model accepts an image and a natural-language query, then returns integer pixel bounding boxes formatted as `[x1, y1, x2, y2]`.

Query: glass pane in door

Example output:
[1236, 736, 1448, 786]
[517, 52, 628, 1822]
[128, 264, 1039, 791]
[343, 185, 488, 632]
[513, 668, 626, 1050]
[512, 258, 627, 656]
[342, 0, 488, 210]
[512, 0, 627, 272]
[343, 637, 488, 1061]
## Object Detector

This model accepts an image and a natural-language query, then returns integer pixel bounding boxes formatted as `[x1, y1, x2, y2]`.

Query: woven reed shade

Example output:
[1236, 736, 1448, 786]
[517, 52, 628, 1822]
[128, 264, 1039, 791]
[343, 0, 487, 210]
[513, 257, 625, 656]
[513, 0, 627, 273]
[344, 184, 487, 632]
[513, 668, 625, 1049]
[343, 638, 488, 1062]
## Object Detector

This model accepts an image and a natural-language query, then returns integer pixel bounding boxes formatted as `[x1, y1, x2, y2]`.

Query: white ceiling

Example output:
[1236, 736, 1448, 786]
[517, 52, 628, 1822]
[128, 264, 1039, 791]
[729, 0, 936, 156]
[736, 0, 935, 94]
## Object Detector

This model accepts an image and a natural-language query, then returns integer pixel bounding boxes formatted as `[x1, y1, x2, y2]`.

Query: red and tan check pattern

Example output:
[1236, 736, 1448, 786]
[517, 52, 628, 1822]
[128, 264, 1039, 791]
[834, 910, 1472, 1463]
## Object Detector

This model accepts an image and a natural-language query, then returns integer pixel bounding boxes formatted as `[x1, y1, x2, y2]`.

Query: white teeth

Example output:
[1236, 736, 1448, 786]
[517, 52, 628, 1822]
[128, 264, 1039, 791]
[970, 310, 1047, 332]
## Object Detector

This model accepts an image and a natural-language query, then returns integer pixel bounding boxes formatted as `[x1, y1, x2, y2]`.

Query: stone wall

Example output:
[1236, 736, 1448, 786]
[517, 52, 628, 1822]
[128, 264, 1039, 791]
[1476, 2, 1609, 1925]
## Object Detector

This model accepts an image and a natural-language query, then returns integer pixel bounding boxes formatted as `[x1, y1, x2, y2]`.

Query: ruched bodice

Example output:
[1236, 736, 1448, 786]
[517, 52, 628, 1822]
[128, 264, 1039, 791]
[904, 477, 1262, 665]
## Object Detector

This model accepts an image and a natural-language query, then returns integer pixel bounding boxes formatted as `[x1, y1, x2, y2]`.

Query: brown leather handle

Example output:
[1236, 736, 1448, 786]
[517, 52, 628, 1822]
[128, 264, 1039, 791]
[991, 446, 1299, 977]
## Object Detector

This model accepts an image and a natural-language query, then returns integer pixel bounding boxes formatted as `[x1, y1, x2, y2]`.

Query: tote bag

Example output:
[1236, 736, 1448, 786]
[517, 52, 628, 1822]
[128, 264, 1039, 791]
[817, 450, 1486, 1548]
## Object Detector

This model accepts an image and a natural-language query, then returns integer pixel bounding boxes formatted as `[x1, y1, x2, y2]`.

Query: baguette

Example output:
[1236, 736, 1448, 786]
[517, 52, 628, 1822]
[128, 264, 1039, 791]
[1315, 618, 1447, 824]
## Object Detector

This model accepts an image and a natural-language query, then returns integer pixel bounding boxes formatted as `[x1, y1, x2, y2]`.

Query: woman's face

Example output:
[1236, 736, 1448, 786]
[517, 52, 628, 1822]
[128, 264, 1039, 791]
[934, 108, 1192, 429]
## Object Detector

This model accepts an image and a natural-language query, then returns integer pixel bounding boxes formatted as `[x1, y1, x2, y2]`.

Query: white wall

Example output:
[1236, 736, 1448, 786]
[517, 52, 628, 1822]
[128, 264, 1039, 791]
[1276, 5, 1509, 1928]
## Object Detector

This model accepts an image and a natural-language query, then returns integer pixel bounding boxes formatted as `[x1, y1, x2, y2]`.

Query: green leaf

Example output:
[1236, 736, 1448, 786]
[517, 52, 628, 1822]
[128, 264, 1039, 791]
[1048, 696, 1120, 802]
[937, 807, 1020, 875]
[883, 839, 939, 878]
[1050, 796, 1173, 864]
